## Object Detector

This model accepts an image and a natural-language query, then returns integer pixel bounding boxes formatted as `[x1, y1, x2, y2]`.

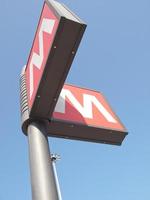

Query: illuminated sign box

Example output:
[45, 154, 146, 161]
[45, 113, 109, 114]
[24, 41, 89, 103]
[20, 0, 127, 145]
[24, 0, 86, 123]
[46, 84, 128, 145]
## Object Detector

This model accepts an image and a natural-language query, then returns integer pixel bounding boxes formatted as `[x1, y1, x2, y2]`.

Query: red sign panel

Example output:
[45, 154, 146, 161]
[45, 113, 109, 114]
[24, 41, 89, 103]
[26, 3, 59, 109]
[53, 84, 126, 132]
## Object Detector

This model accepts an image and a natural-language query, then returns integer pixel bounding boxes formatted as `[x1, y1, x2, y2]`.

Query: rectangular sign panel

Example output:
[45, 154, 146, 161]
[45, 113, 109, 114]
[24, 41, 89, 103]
[25, 0, 86, 120]
[46, 84, 127, 145]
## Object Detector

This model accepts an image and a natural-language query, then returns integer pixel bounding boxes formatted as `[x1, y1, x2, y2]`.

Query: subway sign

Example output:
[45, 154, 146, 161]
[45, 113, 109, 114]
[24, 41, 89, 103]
[46, 84, 127, 145]
[20, 0, 127, 145]
[24, 0, 86, 120]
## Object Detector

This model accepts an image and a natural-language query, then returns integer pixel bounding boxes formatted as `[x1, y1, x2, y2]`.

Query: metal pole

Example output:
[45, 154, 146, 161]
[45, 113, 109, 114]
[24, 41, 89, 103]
[51, 154, 62, 200]
[27, 121, 59, 200]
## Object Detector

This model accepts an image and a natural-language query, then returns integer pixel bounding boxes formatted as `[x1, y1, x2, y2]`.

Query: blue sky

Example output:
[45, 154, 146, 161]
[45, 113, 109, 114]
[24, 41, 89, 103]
[0, 0, 150, 199]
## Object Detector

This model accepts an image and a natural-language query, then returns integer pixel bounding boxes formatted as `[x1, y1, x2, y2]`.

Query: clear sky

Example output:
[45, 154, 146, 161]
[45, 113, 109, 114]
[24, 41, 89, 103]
[0, 0, 150, 199]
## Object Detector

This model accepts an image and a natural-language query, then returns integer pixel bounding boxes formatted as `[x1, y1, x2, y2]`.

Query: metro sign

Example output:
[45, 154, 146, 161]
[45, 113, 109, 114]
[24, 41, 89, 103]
[24, 0, 86, 119]
[46, 84, 127, 145]
[20, 0, 127, 145]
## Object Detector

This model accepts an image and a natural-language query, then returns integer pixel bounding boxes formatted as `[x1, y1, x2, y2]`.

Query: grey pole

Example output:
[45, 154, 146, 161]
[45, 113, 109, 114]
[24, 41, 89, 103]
[51, 154, 62, 200]
[27, 121, 59, 200]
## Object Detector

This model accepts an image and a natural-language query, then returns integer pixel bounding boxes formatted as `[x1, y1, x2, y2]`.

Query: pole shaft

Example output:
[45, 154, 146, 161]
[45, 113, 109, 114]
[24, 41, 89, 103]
[27, 122, 59, 200]
[52, 161, 62, 200]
